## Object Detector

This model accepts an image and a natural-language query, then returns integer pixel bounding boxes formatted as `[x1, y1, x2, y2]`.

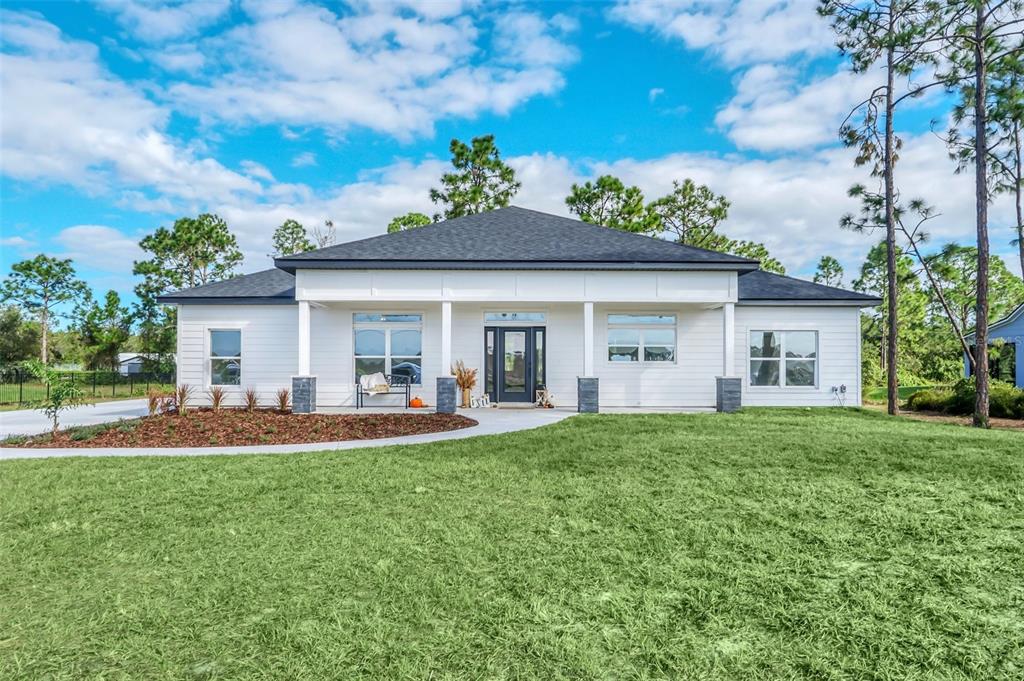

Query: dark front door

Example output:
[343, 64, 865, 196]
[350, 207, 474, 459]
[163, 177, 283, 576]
[485, 327, 545, 403]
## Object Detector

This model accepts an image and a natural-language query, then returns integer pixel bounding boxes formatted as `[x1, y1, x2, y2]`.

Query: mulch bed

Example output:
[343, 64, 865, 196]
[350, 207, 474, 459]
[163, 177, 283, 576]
[8, 410, 478, 448]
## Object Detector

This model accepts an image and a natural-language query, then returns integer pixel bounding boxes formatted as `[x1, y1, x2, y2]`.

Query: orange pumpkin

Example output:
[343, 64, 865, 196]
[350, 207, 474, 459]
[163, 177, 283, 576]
[410, 396, 424, 408]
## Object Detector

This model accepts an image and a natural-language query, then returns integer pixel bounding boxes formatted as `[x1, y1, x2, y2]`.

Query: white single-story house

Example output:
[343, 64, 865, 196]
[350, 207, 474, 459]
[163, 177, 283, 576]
[157, 207, 880, 412]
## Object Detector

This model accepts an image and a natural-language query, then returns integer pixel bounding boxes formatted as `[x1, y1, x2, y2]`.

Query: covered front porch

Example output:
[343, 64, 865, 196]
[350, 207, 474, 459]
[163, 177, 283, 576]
[290, 297, 741, 414]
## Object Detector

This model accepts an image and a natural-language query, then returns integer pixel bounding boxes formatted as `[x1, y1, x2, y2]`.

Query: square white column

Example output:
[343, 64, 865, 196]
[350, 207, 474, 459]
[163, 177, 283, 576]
[583, 301, 594, 377]
[297, 300, 311, 376]
[441, 301, 452, 376]
[722, 302, 735, 377]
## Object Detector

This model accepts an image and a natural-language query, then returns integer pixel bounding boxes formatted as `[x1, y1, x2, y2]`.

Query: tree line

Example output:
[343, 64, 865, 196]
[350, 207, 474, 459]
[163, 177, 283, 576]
[3, 123, 1022, 411]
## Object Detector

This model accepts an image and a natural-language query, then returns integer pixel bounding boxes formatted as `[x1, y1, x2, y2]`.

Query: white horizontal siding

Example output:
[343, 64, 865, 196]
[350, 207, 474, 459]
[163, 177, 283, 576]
[735, 306, 862, 407]
[450, 303, 584, 409]
[177, 305, 298, 407]
[311, 303, 441, 408]
[296, 269, 737, 303]
[176, 300, 864, 410]
[594, 304, 721, 408]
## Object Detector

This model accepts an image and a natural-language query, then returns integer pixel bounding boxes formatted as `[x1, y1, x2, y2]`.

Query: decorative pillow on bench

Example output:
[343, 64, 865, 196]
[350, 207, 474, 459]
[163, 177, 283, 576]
[360, 372, 391, 394]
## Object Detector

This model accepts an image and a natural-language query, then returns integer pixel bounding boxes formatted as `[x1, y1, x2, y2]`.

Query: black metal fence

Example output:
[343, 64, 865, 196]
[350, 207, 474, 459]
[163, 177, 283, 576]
[0, 366, 176, 406]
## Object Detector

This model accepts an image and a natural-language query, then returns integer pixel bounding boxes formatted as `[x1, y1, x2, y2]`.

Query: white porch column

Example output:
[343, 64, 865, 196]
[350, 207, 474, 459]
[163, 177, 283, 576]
[583, 301, 594, 377]
[441, 301, 452, 375]
[297, 299, 311, 375]
[722, 302, 735, 376]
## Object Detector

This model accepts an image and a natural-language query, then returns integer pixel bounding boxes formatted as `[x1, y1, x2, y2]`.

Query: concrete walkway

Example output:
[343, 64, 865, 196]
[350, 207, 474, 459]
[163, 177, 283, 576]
[0, 399, 150, 438]
[0, 407, 575, 460]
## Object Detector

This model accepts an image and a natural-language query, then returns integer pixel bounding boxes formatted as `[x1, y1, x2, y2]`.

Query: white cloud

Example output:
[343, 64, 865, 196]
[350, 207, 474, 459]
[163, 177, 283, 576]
[202, 134, 1020, 283]
[0, 11, 260, 204]
[290, 152, 317, 168]
[100, 0, 231, 43]
[716, 65, 874, 151]
[164, 3, 578, 139]
[149, 43, 205, 71]
[54, 224, 145, 276]
[608, 0, 833, 67]
[648, 87, 664, 103]
[240, 160, 275, 182]
[1, 235, 35, 252]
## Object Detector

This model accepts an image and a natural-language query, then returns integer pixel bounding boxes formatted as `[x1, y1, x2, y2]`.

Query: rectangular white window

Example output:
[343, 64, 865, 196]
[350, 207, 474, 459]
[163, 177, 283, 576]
[209, 329, 241, 385]
[607, 314, 676, 363]
[484, 312, 546, 323]
[749, 330, 817, 387]
[353, 313, 423, 384]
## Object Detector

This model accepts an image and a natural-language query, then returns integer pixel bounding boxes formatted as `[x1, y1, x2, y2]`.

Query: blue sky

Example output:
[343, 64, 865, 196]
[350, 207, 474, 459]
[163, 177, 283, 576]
[2, 0, 1020, 309]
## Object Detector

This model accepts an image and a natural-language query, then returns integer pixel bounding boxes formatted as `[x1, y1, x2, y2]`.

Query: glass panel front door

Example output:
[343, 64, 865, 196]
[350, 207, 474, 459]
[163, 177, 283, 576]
[501, 330, 528, 400]
[485, 326, 544, 403]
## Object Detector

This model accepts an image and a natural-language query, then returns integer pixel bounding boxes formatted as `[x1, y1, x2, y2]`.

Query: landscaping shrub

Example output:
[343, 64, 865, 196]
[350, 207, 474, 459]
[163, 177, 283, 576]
[906, 378, 1024, 419]
[146, 389, 161, 417]
[208, 386, 226, 412]
[275, 388, 290, 412]
[175, 384, 193, 415]
[905, 388, 952, 412]
[244, 387, 259, 413]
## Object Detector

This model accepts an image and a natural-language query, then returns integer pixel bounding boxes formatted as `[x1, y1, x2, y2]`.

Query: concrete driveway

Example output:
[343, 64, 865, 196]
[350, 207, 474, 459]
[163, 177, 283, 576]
[0, 399, 150, 438]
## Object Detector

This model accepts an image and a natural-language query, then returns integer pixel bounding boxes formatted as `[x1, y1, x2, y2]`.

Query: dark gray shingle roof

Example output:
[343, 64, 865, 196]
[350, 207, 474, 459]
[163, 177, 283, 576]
[738, 270, 881, 305]
[156, 268, 295, 304]
[275, 206, 758, 272]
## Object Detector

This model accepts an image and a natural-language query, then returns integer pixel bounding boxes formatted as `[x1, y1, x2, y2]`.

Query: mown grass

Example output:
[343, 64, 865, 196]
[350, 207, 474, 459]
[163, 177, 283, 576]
[863, 384, 936, 404]
[1, 409, 1022, 679]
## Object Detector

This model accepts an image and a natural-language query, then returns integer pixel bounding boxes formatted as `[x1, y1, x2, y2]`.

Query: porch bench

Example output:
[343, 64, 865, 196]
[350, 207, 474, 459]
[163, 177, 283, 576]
[355, 374, 411, 409]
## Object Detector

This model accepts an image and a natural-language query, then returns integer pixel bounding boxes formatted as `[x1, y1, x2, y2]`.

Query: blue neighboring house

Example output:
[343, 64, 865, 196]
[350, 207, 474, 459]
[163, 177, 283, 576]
[965, 302, 1024, 388]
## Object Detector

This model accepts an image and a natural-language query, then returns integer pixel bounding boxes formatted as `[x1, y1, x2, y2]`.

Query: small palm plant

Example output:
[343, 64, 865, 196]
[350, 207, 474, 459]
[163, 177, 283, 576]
[208, 386, 226, 412]
[175, 384, 193, 415]
[146, 388, 162, 417]
[275, 388, 290, 412]
[244, 387, 259, 413]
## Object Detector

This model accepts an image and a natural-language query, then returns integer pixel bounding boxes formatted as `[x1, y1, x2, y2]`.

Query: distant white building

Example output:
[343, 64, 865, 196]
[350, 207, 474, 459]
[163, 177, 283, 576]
[117, 353, 172, 375]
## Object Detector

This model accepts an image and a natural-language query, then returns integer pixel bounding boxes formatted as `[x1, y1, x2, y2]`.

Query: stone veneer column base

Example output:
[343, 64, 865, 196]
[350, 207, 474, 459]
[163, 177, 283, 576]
[292, 376, 317, 414]
[436, 376, 457, 414]
[715, 377, 741, 413]
[577, 377, 599, 413]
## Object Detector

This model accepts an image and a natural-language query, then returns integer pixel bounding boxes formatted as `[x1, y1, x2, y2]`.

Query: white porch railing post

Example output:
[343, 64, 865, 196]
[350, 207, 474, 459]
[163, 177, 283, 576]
[722, 302, 735, 377]
[583, 301, 594, 377]
[297, 300, 311, 376]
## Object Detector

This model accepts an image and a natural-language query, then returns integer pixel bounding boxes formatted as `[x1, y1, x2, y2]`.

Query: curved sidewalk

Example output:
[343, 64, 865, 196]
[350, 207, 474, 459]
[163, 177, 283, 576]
[0, 408, 575, 460]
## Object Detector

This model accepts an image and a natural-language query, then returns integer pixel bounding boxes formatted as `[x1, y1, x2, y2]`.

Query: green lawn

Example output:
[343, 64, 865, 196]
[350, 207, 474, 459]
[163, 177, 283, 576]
[863, 385, 936, 404]
[1, 409, 1021, 679]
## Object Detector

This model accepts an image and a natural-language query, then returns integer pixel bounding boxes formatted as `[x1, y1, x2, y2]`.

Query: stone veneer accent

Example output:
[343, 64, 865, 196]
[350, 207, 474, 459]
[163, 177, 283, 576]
[292, 376, 317, 414]
[715, 377, 742, 413]
[436, 376, 457, 414]
[577, 377, 599, 413]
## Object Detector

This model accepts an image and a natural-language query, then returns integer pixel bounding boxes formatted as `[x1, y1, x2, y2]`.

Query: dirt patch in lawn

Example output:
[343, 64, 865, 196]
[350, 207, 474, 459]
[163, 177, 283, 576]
[864, 404, 1023, 431]
[897, 409, 1024, 430]
[6, 410, 478, 448]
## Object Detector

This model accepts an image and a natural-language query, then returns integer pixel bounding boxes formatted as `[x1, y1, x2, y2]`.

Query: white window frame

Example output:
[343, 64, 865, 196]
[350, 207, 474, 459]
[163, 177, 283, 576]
[747, 329, 819, 389]
[606, 313, 678, 365]
[353, 312, 424, 385]
[207, 327, 243, 387]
